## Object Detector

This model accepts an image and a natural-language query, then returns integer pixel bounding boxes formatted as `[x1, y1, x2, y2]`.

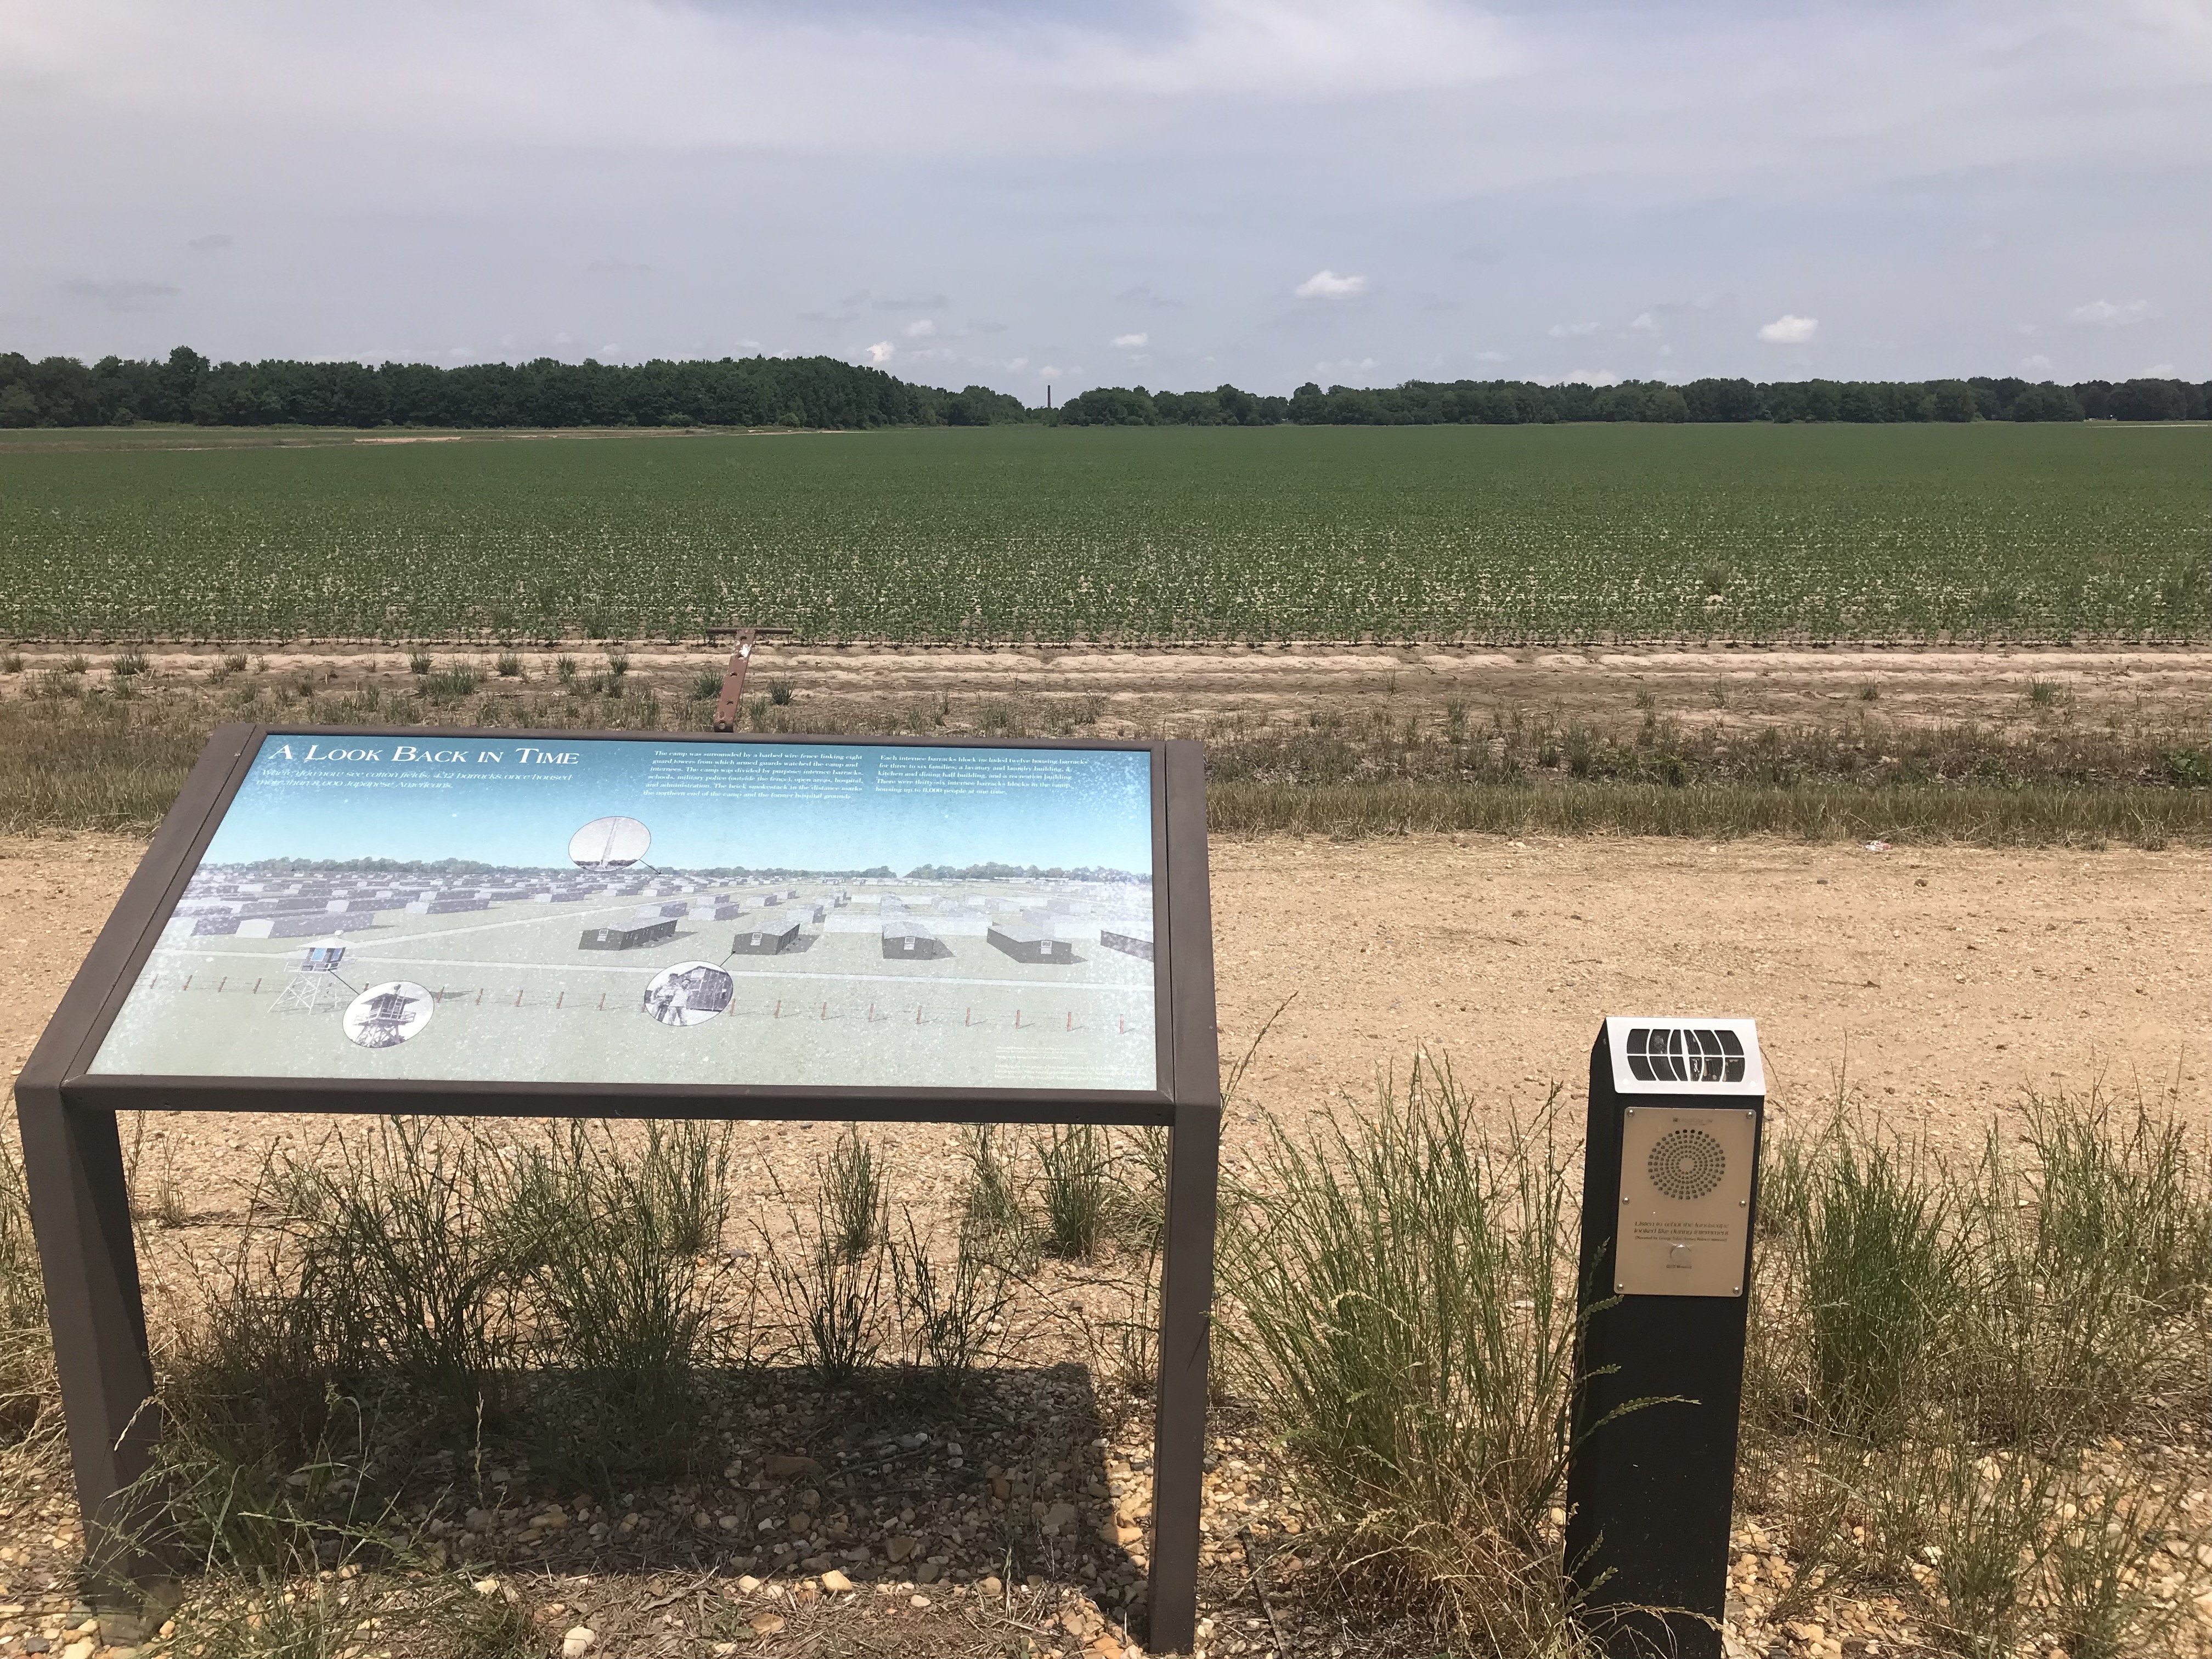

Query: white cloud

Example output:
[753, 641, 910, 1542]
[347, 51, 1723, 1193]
[1295, 269, 1368, 300]
[1564, 369, 1621, 386]
[2142, 362, 2177, 377]
[904, 319, 936, 338]
[1474, 350, 1508, 362]
[1548, 320, 1600, 337]
[864, 341, 895, 364]
[1757, 314, 1819, 344]
[2018, 353, 2054, 374]
[1313, 356, 1380, 375]
[1111, 332, 1149, 348]
[1628, 312, 1658, 333]
[2069, 298, 2153, 328]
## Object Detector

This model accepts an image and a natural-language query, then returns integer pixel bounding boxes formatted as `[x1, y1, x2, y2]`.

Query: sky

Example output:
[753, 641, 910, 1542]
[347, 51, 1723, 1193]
[2, 0, 2207, 398]
[199, 737, 1156, 875]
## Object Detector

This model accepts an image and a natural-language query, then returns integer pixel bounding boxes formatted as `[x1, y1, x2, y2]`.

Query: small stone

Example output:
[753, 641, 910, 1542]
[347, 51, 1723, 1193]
[560, 1626, 596, 1659]
[60, 1642, 95, 1659]
[910, 1594, 932, 1609]
[980, 1576, 1004, 1597]
[749, 1612, 786, 1636]
[1087, 1639, 1125, 1659]
[821, 1570, 853, 1593]
[887, 1536, 923, 1563]
[1041, 1502, 1077, 1534]
[472, 1578, 502, 1596]
[736, 1575, 763, 1593]
[765, 1454, 822, 1480]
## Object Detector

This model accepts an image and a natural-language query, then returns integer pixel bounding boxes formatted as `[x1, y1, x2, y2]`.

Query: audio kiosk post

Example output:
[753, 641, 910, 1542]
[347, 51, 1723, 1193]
[1565, 1017, 1765, 1658]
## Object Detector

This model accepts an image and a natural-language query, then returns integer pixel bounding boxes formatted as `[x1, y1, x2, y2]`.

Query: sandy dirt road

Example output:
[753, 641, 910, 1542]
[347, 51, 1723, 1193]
[8, 643, 2212, 741]
[5, 832, 2207, 1205]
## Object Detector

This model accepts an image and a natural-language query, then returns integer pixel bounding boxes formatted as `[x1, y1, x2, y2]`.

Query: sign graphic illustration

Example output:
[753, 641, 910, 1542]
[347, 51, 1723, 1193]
[88, 735, 1161, 1093]
[570, 815, 651, 870]
[643, 962, 735, 1026]
[343, 981, 433, 1048]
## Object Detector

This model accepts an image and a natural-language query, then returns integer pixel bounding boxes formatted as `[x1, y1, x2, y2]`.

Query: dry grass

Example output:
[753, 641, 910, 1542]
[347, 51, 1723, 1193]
[3, 673, 2209, 846]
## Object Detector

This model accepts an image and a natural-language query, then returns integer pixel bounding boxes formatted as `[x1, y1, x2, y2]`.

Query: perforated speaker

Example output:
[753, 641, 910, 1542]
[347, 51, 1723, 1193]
[1647, 1126, 1728, 1202]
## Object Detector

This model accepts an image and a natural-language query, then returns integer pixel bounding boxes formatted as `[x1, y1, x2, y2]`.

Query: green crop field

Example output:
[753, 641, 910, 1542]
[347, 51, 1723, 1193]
[2, 423, 2207, 643]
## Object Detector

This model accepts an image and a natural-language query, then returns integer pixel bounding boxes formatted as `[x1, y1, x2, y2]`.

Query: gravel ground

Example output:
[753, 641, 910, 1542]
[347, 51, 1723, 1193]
[6, 829, 2212, 1656]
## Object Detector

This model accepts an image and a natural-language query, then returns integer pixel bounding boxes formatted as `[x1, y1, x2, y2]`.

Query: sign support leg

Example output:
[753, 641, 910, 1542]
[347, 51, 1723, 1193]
[1146, 1099, 1219, 1654]
[16, 1085, 161, 1596]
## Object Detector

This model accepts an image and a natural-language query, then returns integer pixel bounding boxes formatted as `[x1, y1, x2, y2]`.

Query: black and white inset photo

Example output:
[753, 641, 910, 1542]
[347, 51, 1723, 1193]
[642, 961, 735, 1028]
[569, 815, 651, 870]
[343, 981, 433, 1048]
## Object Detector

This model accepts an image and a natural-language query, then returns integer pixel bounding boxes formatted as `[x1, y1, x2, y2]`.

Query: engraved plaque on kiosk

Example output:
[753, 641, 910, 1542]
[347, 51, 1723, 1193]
[1617, 1107, 1757, 1296]
[1605, 1017, 1765, 1298]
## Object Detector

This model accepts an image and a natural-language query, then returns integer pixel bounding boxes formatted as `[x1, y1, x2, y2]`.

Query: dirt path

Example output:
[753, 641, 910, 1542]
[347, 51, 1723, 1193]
[8, 644, 2212, 740]
[7, 832, 2207, 1198]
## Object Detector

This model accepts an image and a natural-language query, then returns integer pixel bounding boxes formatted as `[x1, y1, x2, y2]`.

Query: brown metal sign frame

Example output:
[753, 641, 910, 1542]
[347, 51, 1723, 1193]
[15, 724, 1222, 1652]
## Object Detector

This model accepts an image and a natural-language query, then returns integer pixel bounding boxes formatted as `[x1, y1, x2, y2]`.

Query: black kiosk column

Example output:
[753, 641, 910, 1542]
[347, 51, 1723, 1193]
[1565, 1017, 1764, 1658]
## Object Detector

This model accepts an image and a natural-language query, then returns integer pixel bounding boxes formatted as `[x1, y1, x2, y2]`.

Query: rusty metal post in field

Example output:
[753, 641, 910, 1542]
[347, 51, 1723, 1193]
[703, 624, 793, 732]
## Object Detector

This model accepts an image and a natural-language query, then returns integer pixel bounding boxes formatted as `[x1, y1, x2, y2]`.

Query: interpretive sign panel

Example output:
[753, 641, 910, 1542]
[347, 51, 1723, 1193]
[87, 733, 1160, 1094]
[18, 725, 1220, 1652]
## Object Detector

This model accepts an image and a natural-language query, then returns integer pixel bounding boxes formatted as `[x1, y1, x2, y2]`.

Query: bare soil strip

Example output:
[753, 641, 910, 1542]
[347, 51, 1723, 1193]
[8, 831, 2208, 1194]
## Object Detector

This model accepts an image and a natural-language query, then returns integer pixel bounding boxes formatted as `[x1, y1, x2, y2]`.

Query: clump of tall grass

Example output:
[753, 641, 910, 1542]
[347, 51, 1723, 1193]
[958, 1124, 1030, 1262]
[1746, 1087, 2210, 1653]
[1036, 1123, 1110, 1260]
[888, 1215, 1014, 1389]
[500, 1120, 743, 1486]
[419, 663, 479, 699]
[165, 1117, 743, 1508]
[820, 1124, 885, 1262]
[766, 1196, 887, 1384]
[1218, 1061, 1592, 1651]
[1752, 1120, 1966, 1444]
[1, 1135, 53, 1459]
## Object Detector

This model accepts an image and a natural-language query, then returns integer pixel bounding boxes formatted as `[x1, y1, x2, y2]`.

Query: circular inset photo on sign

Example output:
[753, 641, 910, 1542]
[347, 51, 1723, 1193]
[344, 981, 433, 1049]
[570, 815, 651, 870]
[1647, 1127, 1727, 1202]
[642, 961, 735, 1028]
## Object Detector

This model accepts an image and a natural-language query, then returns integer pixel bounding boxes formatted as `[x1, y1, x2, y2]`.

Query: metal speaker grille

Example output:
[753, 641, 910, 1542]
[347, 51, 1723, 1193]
[1647, 1127, 1727, 1201]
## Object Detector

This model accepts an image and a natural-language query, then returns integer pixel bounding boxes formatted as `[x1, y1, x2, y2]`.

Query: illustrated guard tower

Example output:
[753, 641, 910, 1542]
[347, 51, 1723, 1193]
[268, 938, 351, 1014]
[351, 985, 424, 1048]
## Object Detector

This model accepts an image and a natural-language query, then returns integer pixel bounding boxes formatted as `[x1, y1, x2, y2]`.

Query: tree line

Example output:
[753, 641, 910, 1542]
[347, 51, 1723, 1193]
[0, 347, 1030, 430]
[0, 345, 2204, 430]
[1056, 375, 2211, 426]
